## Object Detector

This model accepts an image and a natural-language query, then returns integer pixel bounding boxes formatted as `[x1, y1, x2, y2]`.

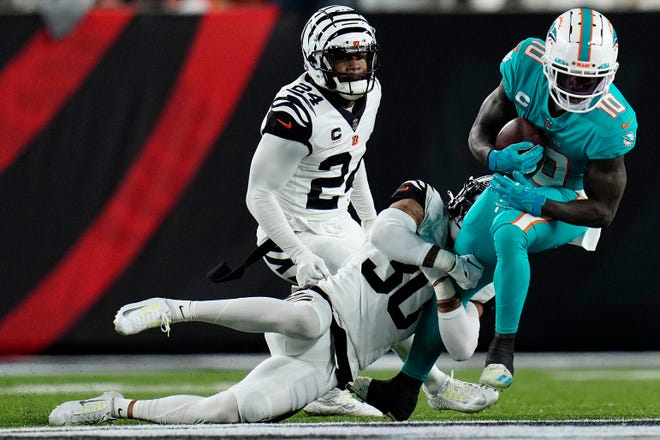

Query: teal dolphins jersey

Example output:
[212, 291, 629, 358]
[500, 38, 637, 190]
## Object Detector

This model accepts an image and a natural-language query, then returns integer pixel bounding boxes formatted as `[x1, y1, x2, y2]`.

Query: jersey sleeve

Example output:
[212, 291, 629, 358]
[590, 120, 637, 159]
[261, 93, 313, 153]
[589, 89, 638, 159]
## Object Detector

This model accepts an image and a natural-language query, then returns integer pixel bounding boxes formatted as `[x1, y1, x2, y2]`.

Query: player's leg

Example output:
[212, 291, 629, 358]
[114, 291, 328, 340]
[453, 186, 500, 270]
[49, 388, 242, 425]
[391, 336, 450, 393]
[301, 217, 366, 272]
[491, 214, 586, 337]
[350, 299, 497, 420]
[51, 348, 336, 425]
[481, 189, 587, 389]
[51, 297, 336, 425]
[113, 391, 241, 424]
[453, 186, 499, 306]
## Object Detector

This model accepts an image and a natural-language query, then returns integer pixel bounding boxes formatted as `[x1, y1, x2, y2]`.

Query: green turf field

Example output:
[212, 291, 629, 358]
[2, 367, 659, 427]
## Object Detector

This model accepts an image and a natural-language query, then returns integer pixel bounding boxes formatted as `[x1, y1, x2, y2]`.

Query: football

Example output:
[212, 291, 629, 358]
[495, 117, 545, 150]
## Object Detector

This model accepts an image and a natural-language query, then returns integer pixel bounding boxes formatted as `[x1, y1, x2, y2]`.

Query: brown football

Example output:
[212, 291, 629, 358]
[495, 117, 545, 150]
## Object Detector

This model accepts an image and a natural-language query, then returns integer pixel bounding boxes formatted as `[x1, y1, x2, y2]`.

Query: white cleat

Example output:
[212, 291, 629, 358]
[303, 388, 383, 417]
[479, 363, 513, 390]
[49, 391, 123, 425]
[114, 298, 171, 336]
[424, 372, 499, 413]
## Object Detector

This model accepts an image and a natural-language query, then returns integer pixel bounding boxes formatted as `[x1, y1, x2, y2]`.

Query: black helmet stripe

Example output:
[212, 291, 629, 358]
[302, 8, 364, 43]
[323, 27, 374, 48]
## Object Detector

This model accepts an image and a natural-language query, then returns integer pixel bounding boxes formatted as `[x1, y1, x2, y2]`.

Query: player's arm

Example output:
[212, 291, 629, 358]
[349, 160, 378, 230]
[468, 82, 544, 174]
[468, 81, 518, 167]
[369, 194, 483, 293]
[246, 134, 329, 282]
[542, 156, 627, 227]
[370, 198, 458, 274]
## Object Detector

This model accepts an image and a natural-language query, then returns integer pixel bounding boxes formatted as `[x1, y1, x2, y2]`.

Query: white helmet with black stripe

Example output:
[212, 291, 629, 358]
[301, 5, 379, 100]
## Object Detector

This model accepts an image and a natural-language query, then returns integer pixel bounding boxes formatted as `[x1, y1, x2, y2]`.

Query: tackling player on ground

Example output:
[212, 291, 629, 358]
[49, 180, 497, 425]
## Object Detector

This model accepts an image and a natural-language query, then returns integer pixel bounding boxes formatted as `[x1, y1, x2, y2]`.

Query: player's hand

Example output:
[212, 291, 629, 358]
[490, 171, 547, 216]
[294, 251, 330, 287]
[488, 142, 544, 175]
[448, 254, 484, 290]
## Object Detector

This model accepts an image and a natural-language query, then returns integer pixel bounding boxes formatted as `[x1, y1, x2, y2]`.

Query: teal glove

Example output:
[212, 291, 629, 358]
[488, 142, 544, 175]
[490, 171, 546, 216]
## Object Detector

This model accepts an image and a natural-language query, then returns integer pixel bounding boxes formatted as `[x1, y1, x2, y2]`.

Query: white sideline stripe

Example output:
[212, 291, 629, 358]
[2, 420, 660, 439]
[0, 382, 234, 395]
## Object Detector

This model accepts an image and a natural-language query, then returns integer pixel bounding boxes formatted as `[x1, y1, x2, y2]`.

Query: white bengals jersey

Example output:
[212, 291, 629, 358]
[316, 241, 434, 373]
[311, 179, 446, 372]
[259, 73, 381, 235]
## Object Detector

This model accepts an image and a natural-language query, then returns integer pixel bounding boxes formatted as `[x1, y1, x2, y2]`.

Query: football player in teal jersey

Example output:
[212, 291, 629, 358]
[350, 8, 637, 415]
[461, 7, 637, 390]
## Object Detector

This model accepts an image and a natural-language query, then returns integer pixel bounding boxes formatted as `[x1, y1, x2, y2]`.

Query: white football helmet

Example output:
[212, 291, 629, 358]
[543, 8, 619, 113]
[301, 5, 378, 100]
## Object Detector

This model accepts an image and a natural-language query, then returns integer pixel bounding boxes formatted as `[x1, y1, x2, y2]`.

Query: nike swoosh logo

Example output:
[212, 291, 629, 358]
[117, 408, 123, 417]
[621, 119, 633, 129]
[276, 118, 292, 129]
[178, 305, 186, 319]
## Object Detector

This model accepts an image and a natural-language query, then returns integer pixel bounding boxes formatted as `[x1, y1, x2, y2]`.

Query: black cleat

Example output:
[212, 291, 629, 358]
[349, 372, 422, 421]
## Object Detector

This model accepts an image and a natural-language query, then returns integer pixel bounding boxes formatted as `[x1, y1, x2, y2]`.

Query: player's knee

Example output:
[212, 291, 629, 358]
[286, 305, 325, 339]
[492, 223, 528, 257]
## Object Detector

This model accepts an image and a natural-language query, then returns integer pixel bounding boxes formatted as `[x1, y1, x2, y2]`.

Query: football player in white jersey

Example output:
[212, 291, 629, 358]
[49, 180, 497, 425]
[245, 5, 381, 287]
